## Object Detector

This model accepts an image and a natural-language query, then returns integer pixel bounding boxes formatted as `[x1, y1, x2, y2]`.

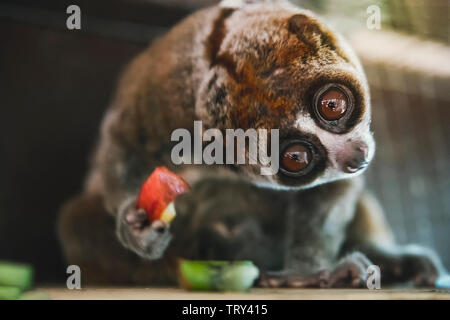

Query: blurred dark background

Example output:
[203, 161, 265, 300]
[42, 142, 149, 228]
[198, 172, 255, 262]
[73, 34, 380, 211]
[0, 0, 449, 283]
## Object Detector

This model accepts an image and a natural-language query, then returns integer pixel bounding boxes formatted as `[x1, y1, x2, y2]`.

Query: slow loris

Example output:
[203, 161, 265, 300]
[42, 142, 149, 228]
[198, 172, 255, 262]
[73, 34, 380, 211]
[59, 0, 446, 287]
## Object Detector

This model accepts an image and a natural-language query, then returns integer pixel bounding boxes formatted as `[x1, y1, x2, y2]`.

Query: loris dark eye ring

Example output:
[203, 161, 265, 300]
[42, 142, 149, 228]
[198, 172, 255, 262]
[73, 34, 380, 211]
[312, 83, 355, 133]
[280, 140, 315, 177]
[318, 87, 348, 120]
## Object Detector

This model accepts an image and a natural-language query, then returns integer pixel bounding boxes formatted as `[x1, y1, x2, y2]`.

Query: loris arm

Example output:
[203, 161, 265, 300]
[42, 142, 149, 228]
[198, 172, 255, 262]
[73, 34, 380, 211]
[260, 190, 447, 288]
[343, 192, 447, 286]
[91, 102, 175, 260]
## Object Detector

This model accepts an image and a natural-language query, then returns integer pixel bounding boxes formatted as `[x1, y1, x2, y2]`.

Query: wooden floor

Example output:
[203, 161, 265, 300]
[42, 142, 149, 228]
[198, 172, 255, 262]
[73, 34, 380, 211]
[39, 287, 450, 300]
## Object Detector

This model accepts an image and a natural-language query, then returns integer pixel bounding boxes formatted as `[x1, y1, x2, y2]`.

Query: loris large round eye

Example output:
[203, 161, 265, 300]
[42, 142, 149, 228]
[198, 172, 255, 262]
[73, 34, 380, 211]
[317, 87, 348, 120]
[311, 83, 356, 133]
[281, 143, 312, 174]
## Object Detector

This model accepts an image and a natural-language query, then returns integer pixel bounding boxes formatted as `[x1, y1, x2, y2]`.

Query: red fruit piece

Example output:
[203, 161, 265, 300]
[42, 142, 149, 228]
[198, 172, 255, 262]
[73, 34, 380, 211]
[137, 167, 190, 221]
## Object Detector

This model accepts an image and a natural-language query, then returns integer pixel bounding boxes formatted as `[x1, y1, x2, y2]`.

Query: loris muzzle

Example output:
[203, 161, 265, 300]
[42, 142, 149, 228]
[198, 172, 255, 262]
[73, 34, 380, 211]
[58, 0, 447, 287]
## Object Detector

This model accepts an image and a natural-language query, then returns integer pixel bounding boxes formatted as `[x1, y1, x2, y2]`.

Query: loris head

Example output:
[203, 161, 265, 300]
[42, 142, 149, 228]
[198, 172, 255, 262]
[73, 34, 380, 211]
[196, 0, 375, 190]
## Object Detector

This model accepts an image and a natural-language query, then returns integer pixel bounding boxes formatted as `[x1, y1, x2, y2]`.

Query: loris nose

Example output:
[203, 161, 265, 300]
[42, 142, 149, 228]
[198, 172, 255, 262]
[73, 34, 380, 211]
[343, 143, 369, 173]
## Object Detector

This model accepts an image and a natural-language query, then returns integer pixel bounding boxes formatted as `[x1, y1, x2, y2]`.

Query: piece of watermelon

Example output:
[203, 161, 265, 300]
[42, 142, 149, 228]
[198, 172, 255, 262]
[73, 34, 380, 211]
[137, 166, 190, 223]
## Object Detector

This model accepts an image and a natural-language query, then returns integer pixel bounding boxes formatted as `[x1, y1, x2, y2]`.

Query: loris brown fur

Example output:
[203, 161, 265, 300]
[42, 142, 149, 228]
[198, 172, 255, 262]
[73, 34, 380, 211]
[59, 1, 446, 287]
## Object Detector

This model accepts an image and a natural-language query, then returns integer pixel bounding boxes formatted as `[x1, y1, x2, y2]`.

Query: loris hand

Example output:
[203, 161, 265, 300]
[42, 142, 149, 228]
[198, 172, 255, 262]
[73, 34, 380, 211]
[116, 198, 172, 260]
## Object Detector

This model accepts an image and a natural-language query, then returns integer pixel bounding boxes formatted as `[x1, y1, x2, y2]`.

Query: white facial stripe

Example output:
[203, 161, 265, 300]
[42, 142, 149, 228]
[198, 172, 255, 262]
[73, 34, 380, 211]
[294, 113, 375, 186]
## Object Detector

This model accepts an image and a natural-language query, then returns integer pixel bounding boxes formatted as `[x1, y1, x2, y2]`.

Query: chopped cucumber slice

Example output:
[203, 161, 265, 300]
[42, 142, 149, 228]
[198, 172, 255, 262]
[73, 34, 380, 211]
[178, 260, 259, 292]
[0, 261, 34, 290]
[0, 286, 22, 300]
[19, 291, 51, 300]
[436, 275, 450, 289]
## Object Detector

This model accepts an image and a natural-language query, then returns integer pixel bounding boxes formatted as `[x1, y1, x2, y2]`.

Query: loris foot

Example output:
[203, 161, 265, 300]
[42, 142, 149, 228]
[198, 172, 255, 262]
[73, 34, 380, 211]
[258, 270, 329, 288]
[258, 252, 373, 288]
[324, 252, 373, 288]
[116, 198, 172, 260]
[389, 245, 443, 287]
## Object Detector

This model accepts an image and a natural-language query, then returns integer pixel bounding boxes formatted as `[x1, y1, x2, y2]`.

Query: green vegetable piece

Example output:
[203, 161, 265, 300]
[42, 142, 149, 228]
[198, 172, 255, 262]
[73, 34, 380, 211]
[0, 286, 22, 300]
[216, 262, 260, 292]
[0, 261, 34, 290]
[436, 275, 450, 289]
[179, 260, 259, 292]
[19, 291, 51, 300]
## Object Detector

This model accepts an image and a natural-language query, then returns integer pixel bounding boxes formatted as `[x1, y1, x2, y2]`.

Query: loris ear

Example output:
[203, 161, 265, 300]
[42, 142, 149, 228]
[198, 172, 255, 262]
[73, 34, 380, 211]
[287, 14, 337, 53]
[220, 0, 289, 8]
